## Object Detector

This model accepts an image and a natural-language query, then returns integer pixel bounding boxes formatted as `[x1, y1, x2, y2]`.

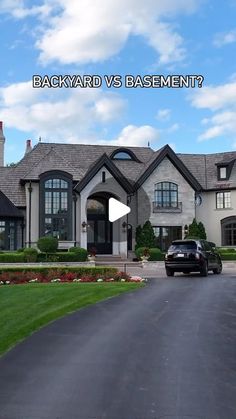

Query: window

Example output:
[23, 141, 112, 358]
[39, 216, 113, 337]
[216, 192, 231, 209]
[221, 217, 236, 245]
[153, 226, 182, 251]
[40, 173, 72, 240]
[111, 148, 140, 161]
[219, 167, 227, 179]
[154, 182, 178, 208]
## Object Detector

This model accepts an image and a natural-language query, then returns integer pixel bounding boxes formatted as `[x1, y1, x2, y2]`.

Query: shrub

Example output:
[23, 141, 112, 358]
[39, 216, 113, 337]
[220, 253, 236, 260]
[23, 247, 38, 262]
[148, 248, 163, 261]
[69, 247, 88, 261]
[135, 247, 148, 259]
[37, 236, 58, 254]
[0, 253, 25, 263]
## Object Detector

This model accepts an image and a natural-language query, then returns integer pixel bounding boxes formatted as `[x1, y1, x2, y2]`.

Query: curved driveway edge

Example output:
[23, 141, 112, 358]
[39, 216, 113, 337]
[0, 275, 236, 419]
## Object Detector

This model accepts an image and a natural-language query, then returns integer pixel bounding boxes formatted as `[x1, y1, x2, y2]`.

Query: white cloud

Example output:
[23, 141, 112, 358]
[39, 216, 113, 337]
[112, 124, 160, 147]
[156, 108, 171, 121]
[7, 0, 198, 66]
[190, 82, 236, 111]
[0, 80, 126, 141]
[0, 0, 51, 18]
[190, 81, 236, 141]
[213, 29, 236, 47]
[167, 123, 180, 133]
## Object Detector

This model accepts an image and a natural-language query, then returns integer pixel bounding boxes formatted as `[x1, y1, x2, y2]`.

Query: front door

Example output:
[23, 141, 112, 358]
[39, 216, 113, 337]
[87, 197, 112, 254]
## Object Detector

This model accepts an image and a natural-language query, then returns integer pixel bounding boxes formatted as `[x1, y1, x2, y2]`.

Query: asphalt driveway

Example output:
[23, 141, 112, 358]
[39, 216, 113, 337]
[1, 275, 236, 419]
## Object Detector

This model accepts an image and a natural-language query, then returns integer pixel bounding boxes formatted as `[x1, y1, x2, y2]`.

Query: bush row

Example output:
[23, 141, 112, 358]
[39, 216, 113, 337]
[135, 247, 164, 261]
[219, 253, 236, 260]
[0, 247, 88, 263]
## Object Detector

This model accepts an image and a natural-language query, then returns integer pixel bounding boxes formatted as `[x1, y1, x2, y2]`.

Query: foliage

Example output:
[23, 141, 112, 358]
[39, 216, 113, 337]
[0, 253, 25, 263]
[0, 266, 118, 284]
[186, 218, 207, 240]
[37, 236, 58, 254]
[23, 247, 38, 263]
[88, 247, 97, 256]
[148, 248, 163, 261]
[198, 221, 207, 240]
[68, 247, 88, 261]
[135, 225, 143, 249]
[135, 247, 163, 261]
[135, 221, 156, 249]
[135, 247, 149, 259]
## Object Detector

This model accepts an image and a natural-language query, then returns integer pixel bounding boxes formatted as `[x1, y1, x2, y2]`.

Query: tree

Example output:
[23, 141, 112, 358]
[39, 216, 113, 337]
[186, 218, 207, 240]
[198, 221, 207, 240]
[187, 218, 199, 238]
[135, 225, 143, 249]
[135, 221, 156, 248]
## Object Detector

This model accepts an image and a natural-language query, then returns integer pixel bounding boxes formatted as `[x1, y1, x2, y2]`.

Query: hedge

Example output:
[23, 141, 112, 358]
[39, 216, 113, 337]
[0, 251, 88, 263]
[219, 253, 236, 260]
[135, 247, 164, 261]
[0, 253, 25, 263]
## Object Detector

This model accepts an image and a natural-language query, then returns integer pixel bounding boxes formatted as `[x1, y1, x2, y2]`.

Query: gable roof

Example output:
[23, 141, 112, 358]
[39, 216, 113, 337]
[134, 145, 202, 191]
[0, 190, 23, 217]
[75, 153, 133, 193]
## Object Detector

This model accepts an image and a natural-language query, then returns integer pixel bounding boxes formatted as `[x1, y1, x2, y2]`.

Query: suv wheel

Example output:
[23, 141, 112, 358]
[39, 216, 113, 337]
[200, 261, 208, 277]
[213, 263, 222, 274]
[166, 268, 174, 277]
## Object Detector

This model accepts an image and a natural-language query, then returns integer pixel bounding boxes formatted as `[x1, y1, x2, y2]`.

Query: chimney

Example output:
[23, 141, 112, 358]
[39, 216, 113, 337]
[0, 121, 5, 167]
[25, 139, 32, 155]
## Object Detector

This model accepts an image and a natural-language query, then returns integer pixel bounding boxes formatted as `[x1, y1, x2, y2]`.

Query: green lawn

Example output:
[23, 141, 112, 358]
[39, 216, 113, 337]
[0, 282, 143, 356]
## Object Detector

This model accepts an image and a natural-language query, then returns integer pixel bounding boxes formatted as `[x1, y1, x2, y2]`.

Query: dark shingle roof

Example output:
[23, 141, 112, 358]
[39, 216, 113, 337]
[0, 190, 23, 217]
[2, 142, 236, 208]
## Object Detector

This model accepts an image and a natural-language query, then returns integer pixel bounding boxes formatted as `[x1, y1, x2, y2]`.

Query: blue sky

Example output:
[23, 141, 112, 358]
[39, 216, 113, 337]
[1, 0, 236, 164]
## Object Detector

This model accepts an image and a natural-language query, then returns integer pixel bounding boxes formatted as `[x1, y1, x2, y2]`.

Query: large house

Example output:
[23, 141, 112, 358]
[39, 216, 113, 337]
[0, 121, 235, 256]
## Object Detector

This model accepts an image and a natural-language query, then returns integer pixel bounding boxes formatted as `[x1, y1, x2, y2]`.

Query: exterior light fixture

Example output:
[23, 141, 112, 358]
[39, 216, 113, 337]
[82, 221, 87, 232]
[122, 221, 127, 232]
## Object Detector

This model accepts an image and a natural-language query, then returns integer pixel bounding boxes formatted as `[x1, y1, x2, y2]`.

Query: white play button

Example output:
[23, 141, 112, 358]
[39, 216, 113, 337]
[108, 198, 131, 222]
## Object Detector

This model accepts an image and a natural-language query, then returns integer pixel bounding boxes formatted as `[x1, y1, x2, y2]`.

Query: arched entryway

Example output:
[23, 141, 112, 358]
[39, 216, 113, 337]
[87, 194, 112, 254]
[221, 216, 236, 246]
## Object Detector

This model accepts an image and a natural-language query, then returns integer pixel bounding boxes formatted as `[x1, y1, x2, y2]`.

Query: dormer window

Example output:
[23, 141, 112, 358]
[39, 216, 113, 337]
[113, 151, 132, 160]
[219, 167, 227, 179]
[216, 159, 235, 181]
[110, 148, 140, 162]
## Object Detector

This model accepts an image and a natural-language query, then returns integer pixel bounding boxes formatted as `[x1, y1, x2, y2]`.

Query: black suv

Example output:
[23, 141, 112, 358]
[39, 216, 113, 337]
[165, 239, 222, 277]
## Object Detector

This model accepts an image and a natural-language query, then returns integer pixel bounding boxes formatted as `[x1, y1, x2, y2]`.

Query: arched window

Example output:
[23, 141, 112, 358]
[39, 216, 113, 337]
[221, 217, 236, 246]
[154, 182, 178, 208]
[40, 172, 72, 240]
[110, 148, 140, 161]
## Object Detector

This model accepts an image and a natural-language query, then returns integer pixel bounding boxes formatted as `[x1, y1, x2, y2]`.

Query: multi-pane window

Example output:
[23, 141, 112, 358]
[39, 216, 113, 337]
[43, 177, 70, 240]
[154, 182, 178, 208]
[222, 219, 236, 245]
[153, 226, 182, 251]
[216, 192, 231, 209]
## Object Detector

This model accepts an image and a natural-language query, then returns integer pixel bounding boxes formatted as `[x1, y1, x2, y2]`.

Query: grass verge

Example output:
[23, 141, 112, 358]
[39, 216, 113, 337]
[0, 282, 143, 356]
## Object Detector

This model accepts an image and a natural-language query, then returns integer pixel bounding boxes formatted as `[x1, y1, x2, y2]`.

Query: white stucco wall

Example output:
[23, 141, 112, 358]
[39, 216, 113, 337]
[196, 191, 236, 246]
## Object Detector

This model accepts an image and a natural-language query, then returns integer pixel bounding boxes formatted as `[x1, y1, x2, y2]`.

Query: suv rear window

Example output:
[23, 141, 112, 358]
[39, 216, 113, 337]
[168, 241, 197, 251]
